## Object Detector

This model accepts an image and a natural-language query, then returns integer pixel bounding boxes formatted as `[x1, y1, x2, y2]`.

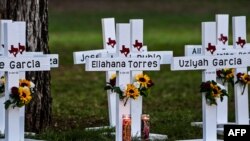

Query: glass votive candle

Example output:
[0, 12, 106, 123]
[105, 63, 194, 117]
[122, 114, 131, 141]
[141, 114, 150, 140]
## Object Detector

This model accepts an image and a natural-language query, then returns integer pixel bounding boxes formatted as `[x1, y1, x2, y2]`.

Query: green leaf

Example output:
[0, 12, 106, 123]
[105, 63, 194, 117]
[113, 87, 122, 94]
[220, 96, 223, 102]
[104, 86, 112, 90]
[4, 100, 12, 110]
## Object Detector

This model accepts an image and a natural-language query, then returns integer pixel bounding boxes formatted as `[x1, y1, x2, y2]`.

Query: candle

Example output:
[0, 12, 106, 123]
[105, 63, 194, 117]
[122, 114, 131, 141]
[141, 114, 150, 140]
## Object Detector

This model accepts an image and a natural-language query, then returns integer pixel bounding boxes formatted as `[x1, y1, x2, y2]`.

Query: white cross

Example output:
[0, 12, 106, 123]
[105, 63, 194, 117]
[0, 20, 11, 136]
[98, 19, 171, 138]
[0, 21, 58, 138]
[129, 19, 172, 137]
[186, 14, 231, 128]
[73, 18, 118, 127]
[86, 23, 161, 141]
[171, 16, 250, 140]
[185, 15, 250, 129]
[232, 16, 250, 125]
[0, 21, 58, 141]
[73, 18, 172, 132]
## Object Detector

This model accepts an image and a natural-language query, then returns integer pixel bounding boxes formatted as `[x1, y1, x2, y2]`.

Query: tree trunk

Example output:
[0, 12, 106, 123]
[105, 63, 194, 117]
[0, 0, 51, 133]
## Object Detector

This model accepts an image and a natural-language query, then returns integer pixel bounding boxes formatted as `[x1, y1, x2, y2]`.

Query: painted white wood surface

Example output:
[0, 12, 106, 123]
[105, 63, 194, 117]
[115, 23, 131, 141]
[73, 18, 117, 126]
[0, 20, 12, 135]
[201, 22, 217, 141]
[2, 21, 52, 141]
[233, 16, 249, 125]
[130, 19, 143, 137]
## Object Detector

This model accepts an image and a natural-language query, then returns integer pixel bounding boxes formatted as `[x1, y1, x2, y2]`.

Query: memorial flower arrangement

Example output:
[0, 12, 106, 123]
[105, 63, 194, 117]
[105, 73, 154, 106]
[200, 80, 228, 105]
[216, 68, 234, 86]
[0, 76, 5, 94]
[235, 72, 250, 94]
[4, 79, 35, 109]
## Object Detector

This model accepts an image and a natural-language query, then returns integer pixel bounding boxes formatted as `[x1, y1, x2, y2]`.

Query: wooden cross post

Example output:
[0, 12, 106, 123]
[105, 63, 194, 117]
[86, 23, 160, 141]
[129, 19, 172, 137]
[232, 16, 250, 125]
[215, 14, 230, 125]
[0, 20, 12, 135]
[16, 21, 58, 141]
[1, 21, 54, 141]
[130, 19, 144, 137]
[73, 18, 118, 127]
[201, 22, 218, 141]
[186, 14, 231, 127]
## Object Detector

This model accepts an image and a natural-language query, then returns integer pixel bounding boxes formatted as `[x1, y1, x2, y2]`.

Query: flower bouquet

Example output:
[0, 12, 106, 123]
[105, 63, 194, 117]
[0, 76, 4, 94]
[4, 79, 35, 109]
[235, 72, 250, 95]
[216, 68, 234, 86]
[200, 80, 228, 105]
[105, 73, 154, 106]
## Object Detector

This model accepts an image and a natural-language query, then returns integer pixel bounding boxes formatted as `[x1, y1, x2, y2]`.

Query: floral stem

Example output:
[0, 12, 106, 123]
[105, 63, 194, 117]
[222, 79, 225, 85]
[242, 84, 246, 95]
[124, 97, 129, 106]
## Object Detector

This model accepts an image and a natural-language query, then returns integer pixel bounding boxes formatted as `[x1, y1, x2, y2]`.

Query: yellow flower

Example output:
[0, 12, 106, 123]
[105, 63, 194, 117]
[19, 87, 32, 104]
[109, 73, 116, 87]
[135, 74, 150, 88]
[125, 84, 139, 99]
[241, 73, 250, 84]
[110, 73, 116, 80]
[211, 85, 222, 97]
[19, 79, 31, 88]
[0, 76, 5, 85]
[225, 69, 234, 79]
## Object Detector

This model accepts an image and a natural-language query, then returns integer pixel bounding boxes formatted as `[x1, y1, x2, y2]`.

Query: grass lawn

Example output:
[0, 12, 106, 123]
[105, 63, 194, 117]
[32, 1, 250, 141]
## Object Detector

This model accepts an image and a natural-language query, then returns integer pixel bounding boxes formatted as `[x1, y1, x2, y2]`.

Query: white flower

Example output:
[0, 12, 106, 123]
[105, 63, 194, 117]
[133, 82, 140, 88]
[30, 82, 35, 88]
[119, 84, 127, 96]
[119, 84, 127, 92]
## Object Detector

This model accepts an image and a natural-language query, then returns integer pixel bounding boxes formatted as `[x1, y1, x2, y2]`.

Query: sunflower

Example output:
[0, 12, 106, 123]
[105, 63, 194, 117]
[216, 68, 234, 86]
[125, 84, 139, 99]
[110, 73, 116, 80]
[135, 74, 150, 88]
[200, 80, 228, 105]
[0, 76, 4, 93]
[110, 73, 116, 87]
[211, 85, 222, 97]
[241, 73, 250, 84]
[0, 76, 5, 85]
[235, 73, 250, 94]
[225, 69, 234, 79]
[19, 79, 31, 88]
[19, 87, 32, 104]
